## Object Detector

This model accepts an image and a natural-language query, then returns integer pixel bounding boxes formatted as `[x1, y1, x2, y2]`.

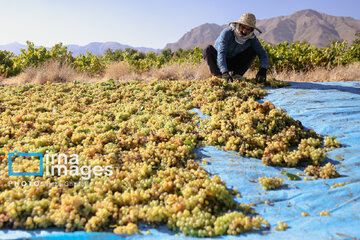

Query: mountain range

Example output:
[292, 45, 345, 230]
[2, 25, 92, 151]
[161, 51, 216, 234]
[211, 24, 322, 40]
[1, 9, 359, 56]
[165, 9, 360, 50]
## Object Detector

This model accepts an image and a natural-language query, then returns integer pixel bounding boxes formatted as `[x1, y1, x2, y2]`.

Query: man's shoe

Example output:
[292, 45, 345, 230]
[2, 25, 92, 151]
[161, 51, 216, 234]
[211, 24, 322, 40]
[232, 74, 243, 81]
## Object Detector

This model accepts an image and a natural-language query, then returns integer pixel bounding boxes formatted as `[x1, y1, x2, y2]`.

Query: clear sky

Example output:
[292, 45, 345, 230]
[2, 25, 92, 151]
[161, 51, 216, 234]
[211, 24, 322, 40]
[1, 0, 359, 49]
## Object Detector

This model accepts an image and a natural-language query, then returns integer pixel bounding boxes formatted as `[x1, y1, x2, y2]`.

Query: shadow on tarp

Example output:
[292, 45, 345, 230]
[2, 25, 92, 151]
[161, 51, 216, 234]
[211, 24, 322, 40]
[285, 81, 360, 95]
[0, 225, 176, 240]
[0, 229, 124, 240]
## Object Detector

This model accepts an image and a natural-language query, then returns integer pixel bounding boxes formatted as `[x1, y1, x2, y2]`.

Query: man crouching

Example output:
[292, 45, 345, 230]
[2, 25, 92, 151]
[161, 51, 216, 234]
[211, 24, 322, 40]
[203, 13, 269, 83]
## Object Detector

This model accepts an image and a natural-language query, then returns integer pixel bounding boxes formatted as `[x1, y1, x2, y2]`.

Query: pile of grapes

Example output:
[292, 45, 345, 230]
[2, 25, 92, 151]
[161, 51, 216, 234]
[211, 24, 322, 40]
[196, 78, 339, 169]
[0, 77, 340, 236]
[259, 177, 284, 190]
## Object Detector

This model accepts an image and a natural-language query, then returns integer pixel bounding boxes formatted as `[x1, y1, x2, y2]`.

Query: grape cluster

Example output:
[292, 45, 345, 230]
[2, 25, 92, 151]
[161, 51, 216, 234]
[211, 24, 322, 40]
[274, 221, 288, 231]
[324, 136, 341, 149]
[319, 211, 330, 216]
[113, 223, 138, 234]
[330, 182, 348, 189]
[214, 212, 269, 236]
[304, 162, 340, 179]
[259, 177, 284, 190]
[301, 212, 309, 217]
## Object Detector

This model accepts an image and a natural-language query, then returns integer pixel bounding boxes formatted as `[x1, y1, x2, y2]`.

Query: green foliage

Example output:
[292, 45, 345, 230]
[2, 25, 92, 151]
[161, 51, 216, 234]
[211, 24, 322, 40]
[72, 51, 106, 75]
[14, 41, 51, 69]
[161, 48, 173, 62]
[1, 37, 359, 79]
[49, 42, 74, 64]
[103, 48, 125, 62]
[257, 39, 359, 72]
[102, 47, 203, 72]
[1, 41, 74, 77]
[0, 50, 19, 77]
[353, 32, 360, 46]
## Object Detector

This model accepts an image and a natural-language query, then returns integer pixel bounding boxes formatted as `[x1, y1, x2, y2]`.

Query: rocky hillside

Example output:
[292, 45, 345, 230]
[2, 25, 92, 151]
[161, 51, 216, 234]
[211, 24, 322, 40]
[164, 9, 360, 50]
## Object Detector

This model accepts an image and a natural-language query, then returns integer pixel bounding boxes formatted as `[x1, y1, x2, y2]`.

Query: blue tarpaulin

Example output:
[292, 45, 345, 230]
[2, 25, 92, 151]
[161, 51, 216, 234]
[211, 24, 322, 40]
[1, 81, 360, 240]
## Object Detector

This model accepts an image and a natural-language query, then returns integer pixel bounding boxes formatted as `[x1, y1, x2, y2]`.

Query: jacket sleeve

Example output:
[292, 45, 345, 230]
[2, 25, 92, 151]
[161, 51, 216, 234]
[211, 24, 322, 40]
[216, 29, 232, 73]
[251, 38, 269, 69]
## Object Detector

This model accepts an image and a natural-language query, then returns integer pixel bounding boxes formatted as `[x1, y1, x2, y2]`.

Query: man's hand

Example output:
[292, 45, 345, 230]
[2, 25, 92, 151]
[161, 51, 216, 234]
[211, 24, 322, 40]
[222, 72, 233, 83]
[255, 68, 267, 83]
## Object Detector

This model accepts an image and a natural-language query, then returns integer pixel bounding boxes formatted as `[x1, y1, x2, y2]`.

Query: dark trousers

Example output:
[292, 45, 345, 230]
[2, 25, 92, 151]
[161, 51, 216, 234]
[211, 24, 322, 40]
[203, 45, 256, 76]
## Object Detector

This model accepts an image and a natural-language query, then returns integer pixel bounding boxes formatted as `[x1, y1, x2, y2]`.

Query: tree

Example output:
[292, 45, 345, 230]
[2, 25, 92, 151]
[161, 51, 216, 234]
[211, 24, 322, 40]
[352, 32, 360, 46]
[161, 48, 173, 62]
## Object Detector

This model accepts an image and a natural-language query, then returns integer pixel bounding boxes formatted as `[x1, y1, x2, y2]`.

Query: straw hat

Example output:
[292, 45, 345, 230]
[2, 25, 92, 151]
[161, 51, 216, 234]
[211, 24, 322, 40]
[229, 13, 262, 33]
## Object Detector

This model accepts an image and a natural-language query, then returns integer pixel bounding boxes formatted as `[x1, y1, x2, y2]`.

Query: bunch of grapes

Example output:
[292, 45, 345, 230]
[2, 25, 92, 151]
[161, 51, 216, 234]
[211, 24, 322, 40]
[304, 163, 340, 179]
[213, 211, 269, 236]
[324, 136, 341, 149]
[259, 177, 284, 190]
[274, 221, 288, 231]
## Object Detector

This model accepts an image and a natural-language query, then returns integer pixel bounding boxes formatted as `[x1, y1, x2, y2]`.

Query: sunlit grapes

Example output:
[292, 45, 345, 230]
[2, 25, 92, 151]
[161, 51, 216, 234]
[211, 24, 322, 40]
[0, 77, 341, 236]
[259, 177, 284, 190]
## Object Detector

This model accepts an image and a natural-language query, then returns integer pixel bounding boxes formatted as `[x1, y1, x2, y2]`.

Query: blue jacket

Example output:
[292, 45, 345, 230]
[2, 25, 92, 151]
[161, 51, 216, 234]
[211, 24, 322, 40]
[214, 26, 269, 73]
